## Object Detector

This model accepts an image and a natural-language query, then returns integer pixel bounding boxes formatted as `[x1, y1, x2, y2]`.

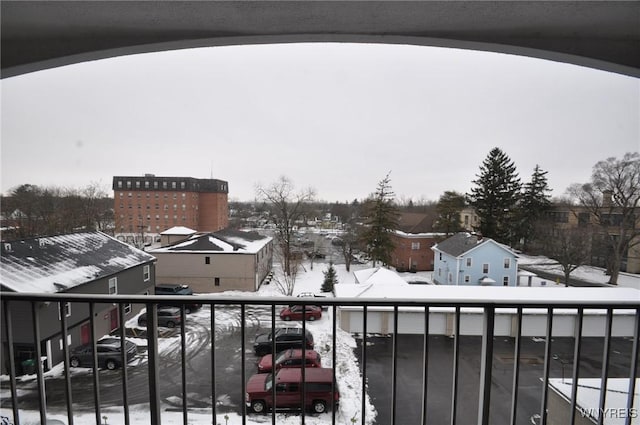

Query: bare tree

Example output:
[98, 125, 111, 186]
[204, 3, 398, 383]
[256, 176, 315, 277]
[567, 152, 640, 284]
[272, 244, 302, 296]
[544, 226, 593, 286]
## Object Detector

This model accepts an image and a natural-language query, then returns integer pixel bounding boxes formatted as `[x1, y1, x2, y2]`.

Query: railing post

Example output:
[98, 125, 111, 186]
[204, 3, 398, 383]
[180, 305, 188, 425]
[89, 303, 102, 425]
[361, 304, 368, 425]
[421, 305, 430, 425]
[450, 306, 461, 425]
[540, 308, 554, 425]
[597, 308, 613, 425]
[60, 301, 74, 425]
[477, 305, 495, 425]
[569, 308, 584, 425]
[118, 303, 130, 425]
[3, 300, 20, 425]
[509, 307, 523, 425]
[146, 302, 161, 425]
[31, 301, 47, 425]
[625, 308, 640, 425]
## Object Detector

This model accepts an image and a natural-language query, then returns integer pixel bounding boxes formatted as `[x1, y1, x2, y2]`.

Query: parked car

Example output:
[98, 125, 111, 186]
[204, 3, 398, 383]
[253, 327, 314, 357]
[296, 292, 328, 311]
[246, 368, 338, 414]
[257, 348, 322, 373]
[280, 305, 322, 321]
[69, 339, 137, 370]
[154, 284, 202, 313]
[137, 306, 182, 328]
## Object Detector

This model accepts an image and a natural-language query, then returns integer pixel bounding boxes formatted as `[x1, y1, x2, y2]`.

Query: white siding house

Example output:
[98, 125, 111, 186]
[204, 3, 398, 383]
[431, 233, 518, 286]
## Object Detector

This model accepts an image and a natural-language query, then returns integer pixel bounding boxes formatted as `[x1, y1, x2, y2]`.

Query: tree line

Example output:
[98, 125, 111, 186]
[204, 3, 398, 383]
[1, 183, 113, 240]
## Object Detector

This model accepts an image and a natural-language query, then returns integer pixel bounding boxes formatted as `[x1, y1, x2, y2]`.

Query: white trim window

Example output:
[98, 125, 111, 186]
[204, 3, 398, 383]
[124, 303, 132, 314]
[464, 275, 470, 283]
[503, 276, 510, 286]
[482, 263, 489, 274]
[504, 258, 511, 269]
[411, 242, 420, 250]
[58, 302, 71, 319]
[108, 277, 118, 295]
[143, 265, 150, 282]
[466, 258, 472, 267]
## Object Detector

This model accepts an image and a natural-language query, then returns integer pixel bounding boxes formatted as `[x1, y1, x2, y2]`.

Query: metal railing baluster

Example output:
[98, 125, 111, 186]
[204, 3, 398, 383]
[391, 305, 399, 425]
[361, 304, 368, 425]
[118, 303, 130, 425]
[625, 308, 640, 425]
[332, 304, 337, 425]
[450, 306, 460, 425]
[478, 306, 495, 425]
[569, 308, 584, 425]
[541, 307, 554, 425]
[597, 308, 613, 425]
[89, 303, 101, 425]
[509, 307, 522, 425]
[241, 304, 247, 425]
[31, 301, 47, 425]
[211, 303, 217, 425]
[3, 300, 20, 425]
[421, 305, 429, 425]
[146, 302, 161, 425]
[60, 301, 73, 425]
[180, 305, 188, 425]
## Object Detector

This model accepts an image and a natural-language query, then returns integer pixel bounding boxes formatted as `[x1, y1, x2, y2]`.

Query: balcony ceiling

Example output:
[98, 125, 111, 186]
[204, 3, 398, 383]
[1, 1, 639, 78]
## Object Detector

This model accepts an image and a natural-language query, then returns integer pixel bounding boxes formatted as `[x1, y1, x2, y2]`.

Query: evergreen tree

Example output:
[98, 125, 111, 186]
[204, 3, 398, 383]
[434, 191, 466, 235]
[515, 165, 552, 249]
[321, 262, 338, 293]
[362, 172, 399, 267]
[467, 148, 521, 243]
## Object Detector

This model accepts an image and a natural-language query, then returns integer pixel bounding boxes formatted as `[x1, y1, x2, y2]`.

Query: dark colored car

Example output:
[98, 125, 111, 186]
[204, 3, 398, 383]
[253, 327, 314, 357]
[257, 348, 322, 373]
[280, 305, 322, 321]
[246, 368, 339, 414]
[69, 339, 137, 370]
[137, 306, 182, 328]
[155, 284, 201, 313]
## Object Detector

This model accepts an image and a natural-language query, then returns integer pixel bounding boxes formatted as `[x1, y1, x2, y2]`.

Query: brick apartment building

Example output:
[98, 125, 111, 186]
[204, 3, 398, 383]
[113, 174, 229, 236]
[389, 212, 446, 272]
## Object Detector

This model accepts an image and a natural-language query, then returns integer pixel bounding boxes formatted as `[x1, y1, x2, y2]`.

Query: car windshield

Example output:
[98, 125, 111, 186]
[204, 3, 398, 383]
[274, 351, 288, 364]
[265, 373, 274, 391]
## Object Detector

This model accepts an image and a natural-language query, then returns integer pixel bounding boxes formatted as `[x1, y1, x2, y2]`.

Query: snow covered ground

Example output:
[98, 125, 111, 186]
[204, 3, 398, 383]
[2, 258, 637, 425]
[0, 262, 376, 425]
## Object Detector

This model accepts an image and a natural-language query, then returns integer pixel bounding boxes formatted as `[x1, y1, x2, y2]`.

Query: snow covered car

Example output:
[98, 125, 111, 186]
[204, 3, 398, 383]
[257, 348, 321, 373]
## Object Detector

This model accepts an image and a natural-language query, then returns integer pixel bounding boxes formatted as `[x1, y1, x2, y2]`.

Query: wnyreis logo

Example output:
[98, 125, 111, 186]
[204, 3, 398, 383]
[579, 407, 638, 419]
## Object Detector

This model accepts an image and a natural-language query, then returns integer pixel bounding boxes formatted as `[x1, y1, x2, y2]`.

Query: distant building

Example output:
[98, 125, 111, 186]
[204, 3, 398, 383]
[113, 174, 229, 238]
[150, 228, 273, 293]
[0, 231, 156, 374]
[390, 212, 444, 272]
[432, 232, 519, 286]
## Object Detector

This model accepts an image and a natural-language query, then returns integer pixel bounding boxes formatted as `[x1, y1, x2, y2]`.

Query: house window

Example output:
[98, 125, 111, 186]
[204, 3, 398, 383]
[464, 275, 470, 283]
[411, 242, 420, 250]
[117, 181, 123, 188]
[504, 258, 511, 269]
[503, 276, 509, 286]
[59, 334, 72, 350]
[439, 253, 442, 260]
[466, 258, 472, 267]
[144, 181, 149, 188]
[205, 256, 211, 265]
[438, 268, 442, 277]
[214, 277, 220, 286]
[108, 277, 117, 295]
[124, 303, 132, 314]
[153, 181, 158, 189]
[58, 302, 71, 319]
[143, 265, 150, 281]
[482, 264, 489, 274]
[172, 181, 177, 189]
[448, 273, 452, 283]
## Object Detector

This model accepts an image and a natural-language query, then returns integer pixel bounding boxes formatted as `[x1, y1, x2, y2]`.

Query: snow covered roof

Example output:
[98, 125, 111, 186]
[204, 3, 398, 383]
[344, 267, 410, 297]
[354, 267, 408, 285]
[334, 282, 640, 303]
[160, 226, 197, 236]
[150, 228, 272, 254]
[0, 232, 156, 294]
[433, 232, 517, 258]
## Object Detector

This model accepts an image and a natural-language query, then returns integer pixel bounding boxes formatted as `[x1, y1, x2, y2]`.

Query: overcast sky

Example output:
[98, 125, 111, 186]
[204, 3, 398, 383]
[1, 43, 638, 203]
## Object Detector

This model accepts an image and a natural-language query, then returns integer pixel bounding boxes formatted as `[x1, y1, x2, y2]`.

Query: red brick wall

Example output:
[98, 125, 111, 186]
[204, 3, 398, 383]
[198, 192, 229, 232]
[390, 234, 438, 272]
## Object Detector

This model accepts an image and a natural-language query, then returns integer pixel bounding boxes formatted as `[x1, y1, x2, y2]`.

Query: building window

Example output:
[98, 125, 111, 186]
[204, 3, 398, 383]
[439, 252, 442, 260]
[59, 335, 72, 350]
[163, 182, 167, 189]
[118, 181, 123, 188]
[172, 181, 177, 189]
[135, 181, 140, 188]
[153, 181, 158, 189]
[503, 276, 509, 286]
[144, 181, 149, 188]
[126, 181, 131, 189]
[205, 256, 210, 265]
[466, 258, 472, 267]
[124, 304, 132, 314]
[214, 277, 220, 286]
[464, 275, 470, 283]
[143, 265, 150, 281]
[411, 242, 420, 250]
[482, 264, 489, 274]
[58, 302, 71, 319]
[448, 273, 452, 283]
[109, 277, 117, 295]
[181, 182, 186, 189]
[504, 258, 511, 269]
